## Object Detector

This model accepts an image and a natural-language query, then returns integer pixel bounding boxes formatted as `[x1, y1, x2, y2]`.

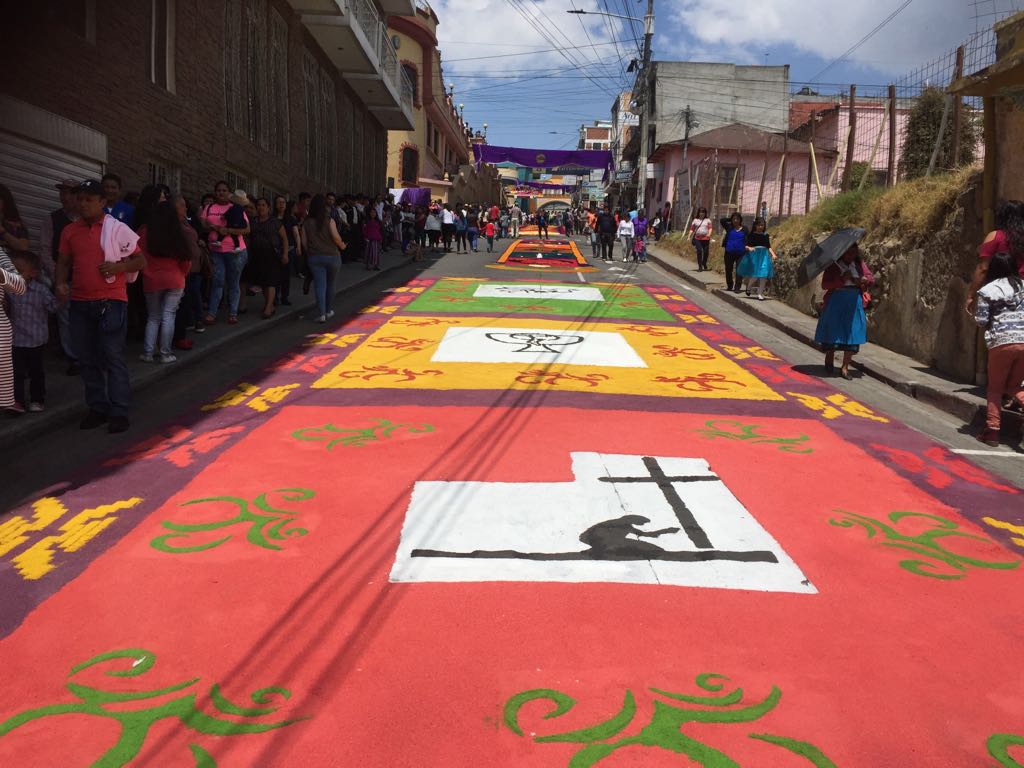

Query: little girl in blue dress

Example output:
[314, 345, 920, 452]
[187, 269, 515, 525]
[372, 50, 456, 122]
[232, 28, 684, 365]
[738, 217, 776, 299]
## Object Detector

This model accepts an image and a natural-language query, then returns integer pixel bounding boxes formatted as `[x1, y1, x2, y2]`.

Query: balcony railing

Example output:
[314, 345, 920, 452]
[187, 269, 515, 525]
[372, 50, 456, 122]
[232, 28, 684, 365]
[399, 68, 414, 113]
[348, 0, 382, 58]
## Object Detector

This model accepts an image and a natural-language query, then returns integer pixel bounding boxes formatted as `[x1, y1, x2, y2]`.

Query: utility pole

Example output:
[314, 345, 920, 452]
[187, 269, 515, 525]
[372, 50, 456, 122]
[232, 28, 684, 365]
[680, 104, 695, 227]
[636, 0, 655, 211]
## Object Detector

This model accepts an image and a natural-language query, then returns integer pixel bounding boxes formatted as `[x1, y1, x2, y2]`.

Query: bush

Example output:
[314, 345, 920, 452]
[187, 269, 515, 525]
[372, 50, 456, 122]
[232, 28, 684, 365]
[899, 87, 980, 181]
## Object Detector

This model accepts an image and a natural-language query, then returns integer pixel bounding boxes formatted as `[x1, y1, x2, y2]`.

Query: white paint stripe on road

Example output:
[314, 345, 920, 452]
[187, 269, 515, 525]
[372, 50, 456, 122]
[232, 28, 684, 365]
[577, 271, 587, 283]
[950, 448, 1024, 457]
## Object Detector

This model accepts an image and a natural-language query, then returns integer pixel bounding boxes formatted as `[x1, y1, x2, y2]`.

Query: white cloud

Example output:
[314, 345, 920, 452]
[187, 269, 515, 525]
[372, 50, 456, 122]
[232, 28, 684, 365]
[669, 0, 981, 78]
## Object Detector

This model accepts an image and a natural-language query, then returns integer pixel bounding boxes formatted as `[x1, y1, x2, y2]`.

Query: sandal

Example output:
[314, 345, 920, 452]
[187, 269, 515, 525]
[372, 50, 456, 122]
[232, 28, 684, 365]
[227, 316, 239, 325]
[203, 315, 217, 325]
[261, 309, 276, 320]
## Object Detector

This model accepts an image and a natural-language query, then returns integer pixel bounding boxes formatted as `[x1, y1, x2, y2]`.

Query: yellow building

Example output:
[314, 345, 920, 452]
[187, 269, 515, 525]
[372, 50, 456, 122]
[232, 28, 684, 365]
[386, 3, 500, 203]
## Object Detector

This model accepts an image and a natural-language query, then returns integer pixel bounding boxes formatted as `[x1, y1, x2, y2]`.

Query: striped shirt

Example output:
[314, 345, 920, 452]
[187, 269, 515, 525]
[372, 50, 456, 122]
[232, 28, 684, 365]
[10, 280, 57, 348]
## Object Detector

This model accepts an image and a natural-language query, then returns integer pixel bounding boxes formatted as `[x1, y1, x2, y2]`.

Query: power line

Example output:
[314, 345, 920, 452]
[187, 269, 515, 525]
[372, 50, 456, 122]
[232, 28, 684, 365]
[440, 38, 632, 63]
[809, 0, 917, 82]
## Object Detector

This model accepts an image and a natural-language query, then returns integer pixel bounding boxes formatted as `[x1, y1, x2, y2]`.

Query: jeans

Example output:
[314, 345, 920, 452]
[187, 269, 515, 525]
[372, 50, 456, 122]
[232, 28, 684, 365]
[144, 288, 184, 356]
[57, 302, 76, 361]
[12, 345, 45, 405]
[538, 224, 548, 239]
[208, 249, 247, 318]
[70, 299, 131, 418]
[694, 239, 710, 269]
[455, 230, 467, 251]
[725, 251, 744, 291]
[589, 232, 599, 258]
[468, 228, 479, 251]
[986, 343, 1024, 430]
[308, 253, 340, 317]
[620, 235, 634, 260]
[511, 220, 520, 237]
[599, 233, 615, 260]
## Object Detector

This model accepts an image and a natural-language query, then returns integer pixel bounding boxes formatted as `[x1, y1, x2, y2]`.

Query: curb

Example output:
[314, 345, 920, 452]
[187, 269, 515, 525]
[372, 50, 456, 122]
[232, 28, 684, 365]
[646, 249, 987, 425]
[2, 254, 417, 443]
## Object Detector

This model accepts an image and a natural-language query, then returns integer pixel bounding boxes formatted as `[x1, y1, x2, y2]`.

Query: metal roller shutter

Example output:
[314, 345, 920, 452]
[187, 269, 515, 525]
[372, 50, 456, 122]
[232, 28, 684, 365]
[0, 95, 107, 253]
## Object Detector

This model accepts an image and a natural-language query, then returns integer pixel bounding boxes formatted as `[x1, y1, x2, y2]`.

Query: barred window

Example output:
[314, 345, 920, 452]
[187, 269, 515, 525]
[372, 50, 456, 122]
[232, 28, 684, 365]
[224, 0, 244, 132]
[320, 67, 337, 187]
[269, 10, 289, 159]
[302, 51, 321, 180]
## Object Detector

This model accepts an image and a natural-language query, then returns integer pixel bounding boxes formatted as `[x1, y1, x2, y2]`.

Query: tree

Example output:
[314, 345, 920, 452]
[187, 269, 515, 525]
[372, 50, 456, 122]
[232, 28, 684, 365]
[898, 86, 980, 180]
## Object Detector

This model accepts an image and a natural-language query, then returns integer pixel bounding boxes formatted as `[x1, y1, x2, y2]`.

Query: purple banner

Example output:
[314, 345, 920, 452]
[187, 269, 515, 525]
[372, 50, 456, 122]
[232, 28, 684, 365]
[389, 187, 433, 207]
[473, 144, 613, 172]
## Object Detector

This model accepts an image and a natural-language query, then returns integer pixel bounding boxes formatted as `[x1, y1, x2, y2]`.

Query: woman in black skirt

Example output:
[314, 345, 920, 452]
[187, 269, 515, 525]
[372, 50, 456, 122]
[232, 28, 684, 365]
[248, 197, 288, 319]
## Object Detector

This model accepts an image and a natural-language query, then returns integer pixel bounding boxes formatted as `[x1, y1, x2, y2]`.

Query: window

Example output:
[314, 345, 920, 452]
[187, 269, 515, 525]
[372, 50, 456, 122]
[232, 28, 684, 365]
[269, 10, 289, 159]
[352, 106, 364, 188]
[320, 67, 337, 186]
[716, 166, 742, 208]
[225, 169, 252, 195]
[148, 160, 180, 192]
[224, 0, 244, 132]
[401, 147, 419, 183]
[302, 52, 321, 180]
[150, 0, 175, 92]
[426, 120, 434, 154]
[402, 63, 419, 106]
[245, 0, 268, 146]
[36, 0, 96, 42]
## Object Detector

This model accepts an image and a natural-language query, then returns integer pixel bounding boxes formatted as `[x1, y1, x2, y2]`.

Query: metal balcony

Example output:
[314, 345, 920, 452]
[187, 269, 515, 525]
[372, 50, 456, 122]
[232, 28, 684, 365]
[286, 0, 415, 130]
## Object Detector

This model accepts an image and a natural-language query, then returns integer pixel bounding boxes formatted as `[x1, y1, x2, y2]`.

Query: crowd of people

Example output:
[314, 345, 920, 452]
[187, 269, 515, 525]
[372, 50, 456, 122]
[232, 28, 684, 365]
[0, 176, 518, 432]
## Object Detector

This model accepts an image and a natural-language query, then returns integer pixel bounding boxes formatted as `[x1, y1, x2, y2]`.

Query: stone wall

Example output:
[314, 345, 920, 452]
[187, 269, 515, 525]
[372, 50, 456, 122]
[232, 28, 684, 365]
[770, 173, 986, 382]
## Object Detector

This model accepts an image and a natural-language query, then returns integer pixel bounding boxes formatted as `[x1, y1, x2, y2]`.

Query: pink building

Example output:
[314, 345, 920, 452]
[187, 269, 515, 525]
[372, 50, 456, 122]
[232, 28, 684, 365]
[647, 123, 817, 229]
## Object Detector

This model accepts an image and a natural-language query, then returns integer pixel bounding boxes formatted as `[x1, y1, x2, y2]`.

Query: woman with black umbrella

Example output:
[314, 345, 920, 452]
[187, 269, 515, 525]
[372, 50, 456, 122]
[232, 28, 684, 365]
[814, 242, 874, 379]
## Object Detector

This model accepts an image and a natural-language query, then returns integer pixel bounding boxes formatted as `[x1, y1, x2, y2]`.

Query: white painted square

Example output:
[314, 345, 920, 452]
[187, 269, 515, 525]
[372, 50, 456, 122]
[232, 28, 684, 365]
[473, 284, 604, 302]
[390, 452, 815, 594]
[429, 326, 647, 368]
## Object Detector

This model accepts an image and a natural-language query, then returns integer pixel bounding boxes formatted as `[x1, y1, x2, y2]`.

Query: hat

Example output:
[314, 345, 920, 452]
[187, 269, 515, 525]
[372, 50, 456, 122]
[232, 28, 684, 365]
[55, 179, 78, 190]
[230, 189, 251, 206]
[77, 179, 105, 196]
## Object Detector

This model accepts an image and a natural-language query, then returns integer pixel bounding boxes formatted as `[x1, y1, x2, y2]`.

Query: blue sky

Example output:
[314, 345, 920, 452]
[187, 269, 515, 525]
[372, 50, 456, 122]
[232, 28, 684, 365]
[433, 0, 1023, 148]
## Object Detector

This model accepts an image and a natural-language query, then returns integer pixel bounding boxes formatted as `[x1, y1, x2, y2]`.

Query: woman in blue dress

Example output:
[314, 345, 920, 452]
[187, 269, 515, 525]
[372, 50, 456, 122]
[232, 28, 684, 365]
[814, 243, 875, 379]
[737, 217, 775, 299]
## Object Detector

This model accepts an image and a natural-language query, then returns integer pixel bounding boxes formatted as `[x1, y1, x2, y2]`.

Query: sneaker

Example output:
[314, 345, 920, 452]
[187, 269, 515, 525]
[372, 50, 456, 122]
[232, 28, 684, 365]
[326, 310, 335, 319]
[6, 403, 25, 416]
[976, 430, 1000, 447]
[157, 353, 177, 364]
[139, 353, 154, 363]
[173, 338, 194, 351]
[27, 402, 44, 413]
[192, 324, 206, 334]
[315, 314, 327, 323]
[108, 415, 130, 434]
[79, 410, 108, 429]
[757, 295, 765, 301]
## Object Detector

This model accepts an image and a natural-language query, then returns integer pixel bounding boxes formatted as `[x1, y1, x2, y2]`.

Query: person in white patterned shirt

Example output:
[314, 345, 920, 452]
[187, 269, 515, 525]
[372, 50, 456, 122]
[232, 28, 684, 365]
[9, 252, 57, 412]
[1, 248, 27, 413]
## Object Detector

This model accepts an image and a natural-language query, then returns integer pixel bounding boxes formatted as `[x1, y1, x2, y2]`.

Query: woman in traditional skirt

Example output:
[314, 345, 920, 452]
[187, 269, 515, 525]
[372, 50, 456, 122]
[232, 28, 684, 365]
[1, 248, 27, 412]
[738, 217, 775, 299]
[814, 242, 874, 379]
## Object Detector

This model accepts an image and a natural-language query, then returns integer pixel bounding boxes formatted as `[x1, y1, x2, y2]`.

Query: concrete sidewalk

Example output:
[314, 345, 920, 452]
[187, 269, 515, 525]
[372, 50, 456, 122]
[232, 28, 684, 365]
[646, 243, 990, 425]
[2, 250, 417, 443]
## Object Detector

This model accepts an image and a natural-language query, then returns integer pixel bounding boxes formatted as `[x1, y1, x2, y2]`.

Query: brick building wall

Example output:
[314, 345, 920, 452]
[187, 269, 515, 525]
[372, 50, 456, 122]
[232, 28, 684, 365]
[3, 0, 387, 200]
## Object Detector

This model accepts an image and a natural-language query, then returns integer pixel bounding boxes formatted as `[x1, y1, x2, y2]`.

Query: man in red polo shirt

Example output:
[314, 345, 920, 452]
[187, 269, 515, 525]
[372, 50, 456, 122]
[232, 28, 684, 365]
[55, 180, 145, 433]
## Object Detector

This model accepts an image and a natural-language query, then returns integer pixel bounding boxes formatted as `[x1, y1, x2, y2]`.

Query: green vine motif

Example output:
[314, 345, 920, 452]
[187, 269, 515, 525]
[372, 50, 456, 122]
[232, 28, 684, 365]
[0, 648, 309, 767]
[150, 488, 315, 554]
[829, 510, 1022, 580]
[990, 733, 1024, 766]
[503, 673, 837, 767]
[291, 419, 435, 450]
[698, 419, 813, 454]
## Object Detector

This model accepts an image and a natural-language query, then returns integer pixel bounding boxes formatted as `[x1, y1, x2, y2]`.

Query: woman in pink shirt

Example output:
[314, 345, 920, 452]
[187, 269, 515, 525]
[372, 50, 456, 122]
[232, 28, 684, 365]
[139, 202, 191, 363]
[363, 207, 383, 271]
[967, 200, 1024, 313]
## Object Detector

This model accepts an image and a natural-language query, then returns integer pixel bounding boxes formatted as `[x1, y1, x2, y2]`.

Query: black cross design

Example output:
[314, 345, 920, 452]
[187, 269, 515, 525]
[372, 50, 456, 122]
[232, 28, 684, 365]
[598, 457, 716, 549]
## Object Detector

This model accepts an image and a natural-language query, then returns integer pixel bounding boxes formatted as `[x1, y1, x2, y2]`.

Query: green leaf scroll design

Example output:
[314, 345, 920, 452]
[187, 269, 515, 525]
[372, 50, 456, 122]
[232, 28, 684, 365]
[503, 673, 837, 767]
[829, 510, 1022, 580]
[0, 648, 309, 768]
[150, 488, 315, 554]
[291, 419, 435, 450]
[698, 419, 813, 454]
[989, 732, 1024, 767]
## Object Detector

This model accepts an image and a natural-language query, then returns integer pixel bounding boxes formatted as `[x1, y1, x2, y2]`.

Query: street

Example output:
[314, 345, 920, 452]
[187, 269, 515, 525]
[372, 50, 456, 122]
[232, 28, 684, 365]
[1, 236, 1023, 766]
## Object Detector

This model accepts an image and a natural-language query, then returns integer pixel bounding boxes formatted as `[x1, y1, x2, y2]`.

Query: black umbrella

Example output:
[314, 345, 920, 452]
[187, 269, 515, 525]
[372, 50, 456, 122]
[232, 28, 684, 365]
[796, 228, 866, 287]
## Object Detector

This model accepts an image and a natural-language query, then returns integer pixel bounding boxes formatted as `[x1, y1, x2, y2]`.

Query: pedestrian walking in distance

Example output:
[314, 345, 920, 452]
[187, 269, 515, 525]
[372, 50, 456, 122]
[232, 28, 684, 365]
[617, 214, 635, 262]
[690, 208, 712, 272]
[721, 213, 748, 292]
[301, 194, 346, 323]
